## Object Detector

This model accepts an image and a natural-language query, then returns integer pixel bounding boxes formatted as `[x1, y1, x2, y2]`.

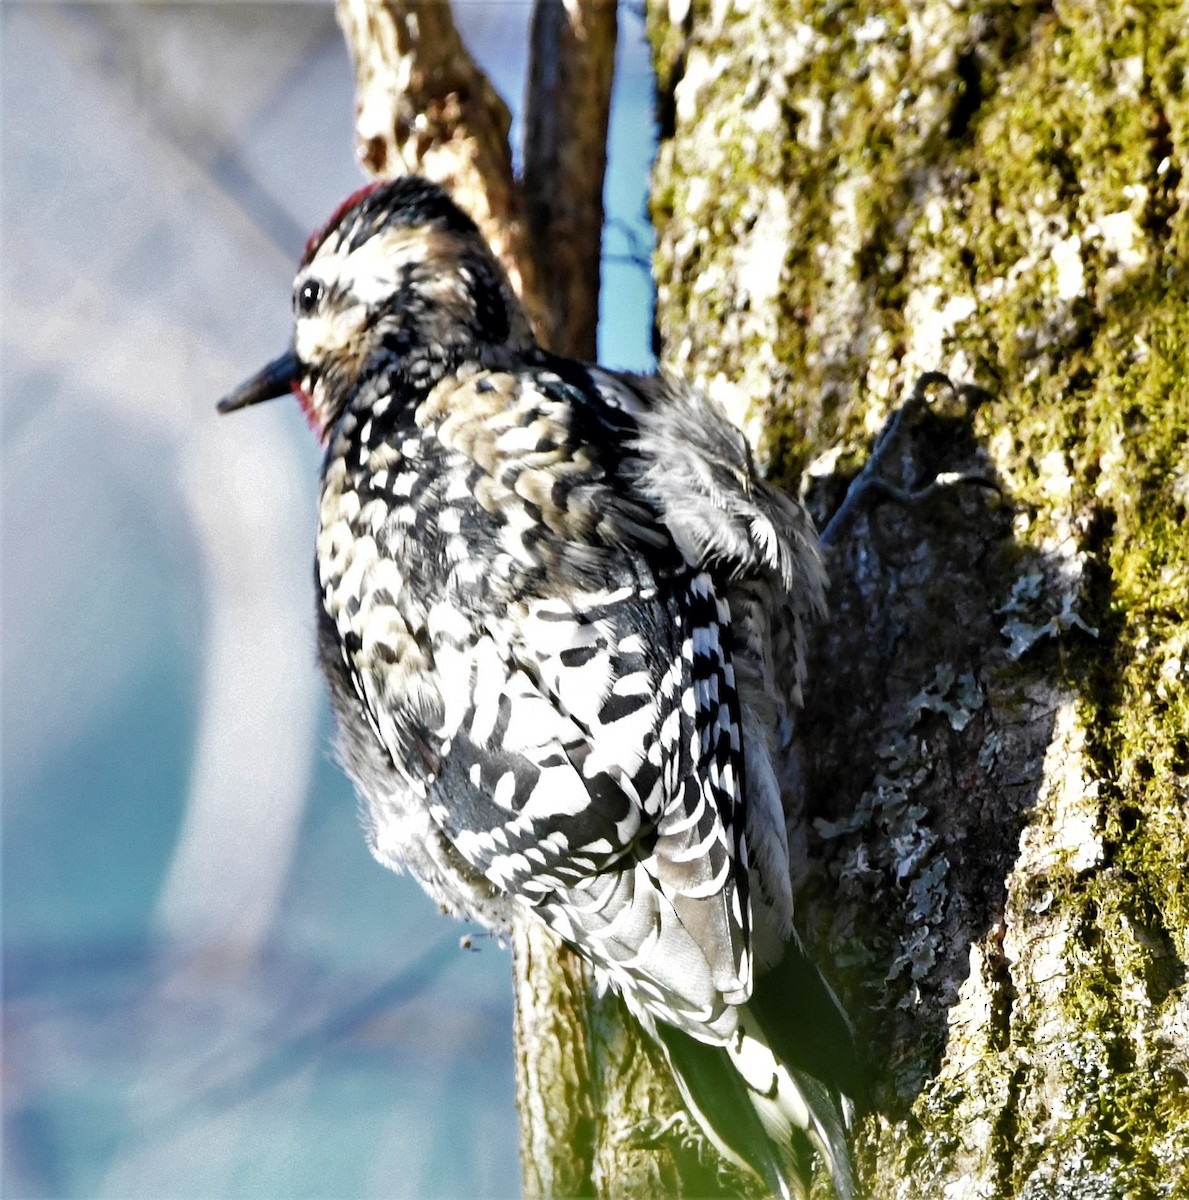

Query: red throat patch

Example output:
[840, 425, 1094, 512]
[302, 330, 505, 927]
[291, 380, 326, 444]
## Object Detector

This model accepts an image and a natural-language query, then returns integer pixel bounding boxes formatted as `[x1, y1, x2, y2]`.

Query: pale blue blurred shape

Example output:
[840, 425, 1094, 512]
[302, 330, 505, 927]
[601, 13, 658, 371]
[3, 2, 656, 1198]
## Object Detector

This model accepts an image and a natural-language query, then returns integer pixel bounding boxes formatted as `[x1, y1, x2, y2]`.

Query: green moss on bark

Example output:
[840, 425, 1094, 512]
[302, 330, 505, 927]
[650, 0, 1189, 1195]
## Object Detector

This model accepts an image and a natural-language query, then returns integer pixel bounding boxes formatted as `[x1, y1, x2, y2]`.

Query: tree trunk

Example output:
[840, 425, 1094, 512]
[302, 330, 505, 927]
[649, 1, 1189, 1196]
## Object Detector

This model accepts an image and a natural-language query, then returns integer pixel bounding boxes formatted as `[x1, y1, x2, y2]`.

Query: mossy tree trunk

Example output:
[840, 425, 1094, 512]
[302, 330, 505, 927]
[648, 1, 1189, 1196]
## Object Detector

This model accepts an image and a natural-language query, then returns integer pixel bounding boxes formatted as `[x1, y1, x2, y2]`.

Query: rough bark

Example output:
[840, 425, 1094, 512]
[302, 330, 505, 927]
[511, 917, 597, 1198]
[648, 1, 1189, 1197]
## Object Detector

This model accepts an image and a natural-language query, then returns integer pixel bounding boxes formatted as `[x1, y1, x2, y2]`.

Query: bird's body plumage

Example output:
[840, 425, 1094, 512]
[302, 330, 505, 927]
[219, 176, 856, 1198]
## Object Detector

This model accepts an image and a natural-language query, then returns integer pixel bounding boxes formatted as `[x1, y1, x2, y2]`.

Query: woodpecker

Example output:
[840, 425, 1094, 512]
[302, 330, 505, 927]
[219, 176, 859, 1199]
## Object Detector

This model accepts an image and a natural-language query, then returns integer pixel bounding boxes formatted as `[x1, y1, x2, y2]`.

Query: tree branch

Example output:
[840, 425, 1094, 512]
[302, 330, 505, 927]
[522, 0, 618, 358]
[511, 918, 596, 1197]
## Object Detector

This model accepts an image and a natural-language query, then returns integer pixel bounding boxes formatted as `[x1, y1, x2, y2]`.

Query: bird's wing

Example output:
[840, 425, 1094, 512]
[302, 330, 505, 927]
[577, 369, 830, 966]
[421, 566, 752, 1035]
[599, 367, 828, 711]
[356, 365, 757, 1032]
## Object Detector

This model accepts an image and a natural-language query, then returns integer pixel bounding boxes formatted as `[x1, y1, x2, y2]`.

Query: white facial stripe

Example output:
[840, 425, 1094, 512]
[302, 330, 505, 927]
[294, 303, 367, 363]
[310, 229, 437, 308]
[291, 225, 479, 436]
[293, 229, 443, 365]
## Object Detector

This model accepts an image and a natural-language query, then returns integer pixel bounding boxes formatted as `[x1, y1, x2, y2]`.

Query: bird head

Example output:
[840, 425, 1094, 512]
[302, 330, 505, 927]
[217, 176, 536, 439]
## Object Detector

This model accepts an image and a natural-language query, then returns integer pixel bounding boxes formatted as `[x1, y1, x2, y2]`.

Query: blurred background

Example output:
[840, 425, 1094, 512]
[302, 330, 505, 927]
[1, 3, 655, 1196]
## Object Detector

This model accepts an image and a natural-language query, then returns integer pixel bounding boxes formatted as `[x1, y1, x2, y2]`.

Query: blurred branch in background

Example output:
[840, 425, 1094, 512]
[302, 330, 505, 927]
[523, 0, 616, 358]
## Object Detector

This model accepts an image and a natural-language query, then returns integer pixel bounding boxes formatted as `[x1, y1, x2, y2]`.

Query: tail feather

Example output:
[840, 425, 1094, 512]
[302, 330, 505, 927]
[653, 940, 859, 1199]
[727, 1013, 854, 1200]
[781, 1064, 854, 1200]
[656, 1017, 853, 1200]
[655, 1021, 798, 1200]
[748, 934, 864, 1102]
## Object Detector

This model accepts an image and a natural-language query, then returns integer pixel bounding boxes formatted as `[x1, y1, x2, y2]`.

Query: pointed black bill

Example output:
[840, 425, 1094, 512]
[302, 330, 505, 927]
[217, 350, 300, 414]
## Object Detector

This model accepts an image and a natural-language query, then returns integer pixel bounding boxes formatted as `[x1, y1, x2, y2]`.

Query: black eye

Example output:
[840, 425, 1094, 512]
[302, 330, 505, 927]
[296, 278, 324, 316]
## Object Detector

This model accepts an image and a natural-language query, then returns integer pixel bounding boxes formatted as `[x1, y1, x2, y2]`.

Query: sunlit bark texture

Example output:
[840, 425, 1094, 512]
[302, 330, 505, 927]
[649, 1, 1189, 1196]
